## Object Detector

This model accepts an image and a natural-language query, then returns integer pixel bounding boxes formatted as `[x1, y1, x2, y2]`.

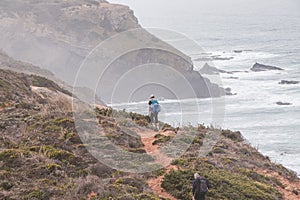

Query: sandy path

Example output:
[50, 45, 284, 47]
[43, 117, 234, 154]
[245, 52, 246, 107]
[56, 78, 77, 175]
[137, 128, 178, 200]
[147, 165, 178, 200]
[139, 129, 175, 166]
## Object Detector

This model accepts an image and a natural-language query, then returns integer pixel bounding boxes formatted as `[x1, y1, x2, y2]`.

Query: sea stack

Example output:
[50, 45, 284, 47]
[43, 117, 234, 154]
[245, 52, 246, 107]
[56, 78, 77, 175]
[250, 62, 284, 72]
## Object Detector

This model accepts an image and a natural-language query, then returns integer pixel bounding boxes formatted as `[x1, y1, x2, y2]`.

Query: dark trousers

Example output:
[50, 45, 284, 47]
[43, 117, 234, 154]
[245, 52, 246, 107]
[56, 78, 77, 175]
[194, 192, 206, 200]
[150, 112, 158, 123]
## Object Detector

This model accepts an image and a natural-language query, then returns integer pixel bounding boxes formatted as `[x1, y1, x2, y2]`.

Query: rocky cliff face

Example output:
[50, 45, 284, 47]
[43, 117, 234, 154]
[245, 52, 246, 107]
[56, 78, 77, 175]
[0, 0, 139, 47]
[0, 0, 223, 102]
[0, 0, 139, 82]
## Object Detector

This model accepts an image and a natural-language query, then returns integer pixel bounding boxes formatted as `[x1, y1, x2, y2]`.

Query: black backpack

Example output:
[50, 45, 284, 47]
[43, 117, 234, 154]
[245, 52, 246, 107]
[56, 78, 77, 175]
[197, 177, 208, 193]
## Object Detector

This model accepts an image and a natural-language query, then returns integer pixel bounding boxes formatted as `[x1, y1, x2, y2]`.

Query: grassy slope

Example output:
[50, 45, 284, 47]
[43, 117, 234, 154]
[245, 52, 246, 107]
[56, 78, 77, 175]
[0, 69, 160, 199]
[0, 69, 299, 200]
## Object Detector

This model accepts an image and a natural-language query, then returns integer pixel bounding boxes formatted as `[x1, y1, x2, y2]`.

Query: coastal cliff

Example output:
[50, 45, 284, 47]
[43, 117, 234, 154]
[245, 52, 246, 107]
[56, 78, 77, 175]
[0, 0, 139, 82]
[0, 0, 223, 102]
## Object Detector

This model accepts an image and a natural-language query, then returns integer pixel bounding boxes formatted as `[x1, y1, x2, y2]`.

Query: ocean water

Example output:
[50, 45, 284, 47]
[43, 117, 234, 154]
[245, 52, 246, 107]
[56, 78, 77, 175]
[109, 0, 300, 175]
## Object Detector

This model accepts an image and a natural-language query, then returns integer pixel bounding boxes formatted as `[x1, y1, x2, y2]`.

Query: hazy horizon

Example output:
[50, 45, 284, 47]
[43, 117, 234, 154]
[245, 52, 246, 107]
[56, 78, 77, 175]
[109, 0, 300, 22]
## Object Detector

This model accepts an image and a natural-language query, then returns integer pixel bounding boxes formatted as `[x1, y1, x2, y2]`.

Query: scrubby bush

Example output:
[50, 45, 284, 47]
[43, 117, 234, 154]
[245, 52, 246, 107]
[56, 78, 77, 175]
[221, 130, 244, 142]
[162, 161, 283, 200]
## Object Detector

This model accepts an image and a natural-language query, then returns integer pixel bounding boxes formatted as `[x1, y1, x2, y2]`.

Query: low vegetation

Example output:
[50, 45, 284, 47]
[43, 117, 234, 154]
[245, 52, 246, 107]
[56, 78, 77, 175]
[0, 69, 299, 199]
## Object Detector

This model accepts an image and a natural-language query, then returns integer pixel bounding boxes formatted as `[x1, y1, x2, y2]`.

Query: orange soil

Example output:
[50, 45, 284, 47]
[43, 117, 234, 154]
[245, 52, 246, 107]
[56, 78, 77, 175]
[139, 129, 175, 166]
[256, 169, 300, 200]
[138, 128, 178, 199]
[147, 167, 178, 200]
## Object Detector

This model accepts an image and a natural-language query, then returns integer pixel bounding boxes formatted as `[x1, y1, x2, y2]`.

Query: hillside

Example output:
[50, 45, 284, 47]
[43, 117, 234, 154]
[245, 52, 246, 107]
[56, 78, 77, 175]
[0, 50, 54, 78]
[0, 0, 224, 102]
[1, 69, 300, 199]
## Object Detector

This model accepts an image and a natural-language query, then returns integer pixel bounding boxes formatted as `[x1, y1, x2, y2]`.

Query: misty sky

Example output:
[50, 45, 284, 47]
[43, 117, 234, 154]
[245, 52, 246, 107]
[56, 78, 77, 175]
[109, 0, 300, 27]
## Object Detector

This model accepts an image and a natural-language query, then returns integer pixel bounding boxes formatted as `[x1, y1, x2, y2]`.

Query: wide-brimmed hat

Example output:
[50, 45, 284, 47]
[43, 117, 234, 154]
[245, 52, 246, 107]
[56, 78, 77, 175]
[150, 94, 155, 98]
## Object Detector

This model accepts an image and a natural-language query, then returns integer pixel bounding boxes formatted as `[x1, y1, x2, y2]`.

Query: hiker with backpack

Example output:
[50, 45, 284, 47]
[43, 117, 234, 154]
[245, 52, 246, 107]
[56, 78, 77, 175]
[192, 173, 211, 200]
[148, 94, 161, 130]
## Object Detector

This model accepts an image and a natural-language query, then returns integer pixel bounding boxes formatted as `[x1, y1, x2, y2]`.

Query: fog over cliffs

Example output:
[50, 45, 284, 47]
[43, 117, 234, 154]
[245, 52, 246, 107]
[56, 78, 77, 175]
[0, 0, 224, 103]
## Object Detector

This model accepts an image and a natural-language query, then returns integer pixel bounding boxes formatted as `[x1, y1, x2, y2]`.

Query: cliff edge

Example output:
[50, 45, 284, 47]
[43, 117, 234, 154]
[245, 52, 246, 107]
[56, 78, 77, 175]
[0, 60, 299, 199]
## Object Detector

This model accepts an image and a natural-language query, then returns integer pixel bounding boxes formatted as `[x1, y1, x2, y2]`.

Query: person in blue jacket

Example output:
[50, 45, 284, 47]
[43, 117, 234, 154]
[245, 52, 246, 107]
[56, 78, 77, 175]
[148, 94, 160, 130]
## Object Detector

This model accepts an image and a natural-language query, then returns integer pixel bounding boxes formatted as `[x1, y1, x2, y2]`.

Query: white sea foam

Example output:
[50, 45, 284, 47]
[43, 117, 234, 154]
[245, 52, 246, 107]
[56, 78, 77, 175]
[193, 50, 280, 71]
[108, 0, 300, 175]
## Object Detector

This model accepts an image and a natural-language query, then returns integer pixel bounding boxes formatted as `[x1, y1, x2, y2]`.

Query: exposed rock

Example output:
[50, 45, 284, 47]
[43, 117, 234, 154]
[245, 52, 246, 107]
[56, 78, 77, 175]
[219, 69, 233, 74]
[233, 50, 243, 53]
[292, 189, 299, 195]
[250, 62, 284, 72]
[225, 87, 237, 96]
[231, 70, 249, 73]
[199, 63, 231, 75]
[0, 0, 224, 102]
[0, 0, 139, 82]
[232, 50, 253, 53]
[279, 80, 299, 85]
[199, 63, 220, 75]
[276, 101, 292, 105]
[223, 76, 239, 80]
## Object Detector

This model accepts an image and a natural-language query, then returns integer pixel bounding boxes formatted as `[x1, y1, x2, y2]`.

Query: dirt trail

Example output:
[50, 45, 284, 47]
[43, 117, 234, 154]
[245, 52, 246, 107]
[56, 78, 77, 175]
[139, 128, 174, 166]
[147, 165, 178, 200]
[136, 127, 300, 200]
[137, 128, 178, 200]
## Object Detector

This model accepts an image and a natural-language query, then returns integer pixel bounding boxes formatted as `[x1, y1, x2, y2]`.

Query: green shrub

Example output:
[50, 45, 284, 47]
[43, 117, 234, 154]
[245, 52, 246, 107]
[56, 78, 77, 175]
[134, 193, 160, 200]
[44, 163, 62, 173]
[161, 161, 283, 200]
[0, 149, 30, 161]
[212, 147, 226, 154]
[152, 135, 171, 145]
[221, 130, 243, 142]
[40, 146, 76, 162]
[24, 190, 45, 200]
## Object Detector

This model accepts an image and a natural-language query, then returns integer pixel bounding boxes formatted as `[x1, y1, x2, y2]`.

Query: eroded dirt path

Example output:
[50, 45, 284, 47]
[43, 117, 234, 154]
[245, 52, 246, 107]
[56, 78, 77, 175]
[147, 165, 178, 200]
[137, 127, 178, 200]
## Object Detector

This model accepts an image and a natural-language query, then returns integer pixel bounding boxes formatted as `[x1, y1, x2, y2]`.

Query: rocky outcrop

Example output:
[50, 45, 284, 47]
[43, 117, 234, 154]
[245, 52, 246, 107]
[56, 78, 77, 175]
[0, 0, 140, 83]
[225, 87, 237, 96]
[0, 0, 139, 48]
[199, 63, 231, 75]
[276, 101, 292, 106]
[279, 80, 299, 85]
[0, 0, 224, 102]
[233, 50, 243, 53]
[199, 63, 219, 75]
[250, 62, 284, 72]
